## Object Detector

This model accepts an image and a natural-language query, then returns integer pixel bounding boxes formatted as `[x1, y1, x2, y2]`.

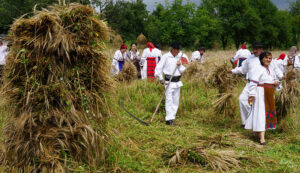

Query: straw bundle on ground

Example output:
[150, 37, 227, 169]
[169, 148, 242, 172]
[136, 33, 147, 47]
[115, 61, 137, 83]
[113, 34, 123, 47]
[1, 3, 112, 171]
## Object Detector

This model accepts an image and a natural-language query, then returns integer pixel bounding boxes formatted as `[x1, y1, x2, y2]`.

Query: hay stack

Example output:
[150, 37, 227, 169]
[211, 63, 237, 117]
[182, 61, 212, 83]
[115, 61, 137, 83]
[276, 70, 300, 120]
[136, 33, 147, 47]
[113, 34, 123, 47]
[1, 3, 112, 171]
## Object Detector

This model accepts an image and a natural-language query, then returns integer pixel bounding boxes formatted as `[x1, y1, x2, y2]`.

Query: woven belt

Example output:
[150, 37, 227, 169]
[248, 80, 259, 84]
[258, 83, 274, 88]
[165, 75, 181, 82]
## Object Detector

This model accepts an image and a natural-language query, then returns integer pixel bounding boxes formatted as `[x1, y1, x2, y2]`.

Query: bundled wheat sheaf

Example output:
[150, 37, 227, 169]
[276, 70, 300, 119]
[115, 61, 137, 83]
[136, 33, 147, 46]
[169, 148, 242, 172]
[182, 61, 212, 83]
[212, 63, 237, 117]
[113, 34, 123, 47]
[1, 3, 113, 171]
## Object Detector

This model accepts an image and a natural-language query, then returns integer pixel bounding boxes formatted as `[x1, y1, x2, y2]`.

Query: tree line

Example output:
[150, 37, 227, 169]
[1, 0, 300, 50]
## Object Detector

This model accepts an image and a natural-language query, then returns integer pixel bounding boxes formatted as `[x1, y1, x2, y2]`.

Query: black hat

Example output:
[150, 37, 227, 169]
[170, 42, 181, 50]
[251, 41, 263, 48]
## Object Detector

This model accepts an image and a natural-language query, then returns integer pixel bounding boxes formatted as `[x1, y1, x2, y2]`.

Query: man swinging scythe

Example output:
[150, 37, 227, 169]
[153, 42, 187, 125]
[120, 42, 188, 126]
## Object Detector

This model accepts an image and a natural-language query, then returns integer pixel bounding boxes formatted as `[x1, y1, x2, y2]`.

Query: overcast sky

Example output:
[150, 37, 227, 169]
[141, 0, 296, 11]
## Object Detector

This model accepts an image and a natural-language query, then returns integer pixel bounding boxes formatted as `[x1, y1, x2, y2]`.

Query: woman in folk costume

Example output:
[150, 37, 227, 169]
[155, 42, 186, 125]
[245, 52, 280, 145]
[231, 43, 251, 68]
[141, 42, 162, 80]
[274, 53, 286, 74]
[111, 43, 127, 75]
[273, 53, 286, 90]
[126, 43, 142, 78]
[283, 46, 300, 70]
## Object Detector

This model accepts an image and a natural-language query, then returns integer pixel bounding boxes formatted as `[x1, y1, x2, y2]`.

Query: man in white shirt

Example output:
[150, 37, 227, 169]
[191, 47, 205, 63]
[141, 42, 162, 80]
[155, 42, 186, 125]
[111, 43, 127, 75]
[231, 43, 251, 67]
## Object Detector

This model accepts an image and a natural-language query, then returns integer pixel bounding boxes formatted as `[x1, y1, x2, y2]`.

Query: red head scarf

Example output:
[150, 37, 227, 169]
[146, 42, 155, 52]
[277, 53, 286, 60]
[241, 44, 247, 49]
[120, 43, 127, 50]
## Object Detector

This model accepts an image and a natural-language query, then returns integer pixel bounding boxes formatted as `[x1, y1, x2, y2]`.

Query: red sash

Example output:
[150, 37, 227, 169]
[147, 57, 156, 80]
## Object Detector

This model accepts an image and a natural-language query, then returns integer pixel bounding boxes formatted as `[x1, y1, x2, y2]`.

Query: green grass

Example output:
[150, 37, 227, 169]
[104, 79, 300, 172]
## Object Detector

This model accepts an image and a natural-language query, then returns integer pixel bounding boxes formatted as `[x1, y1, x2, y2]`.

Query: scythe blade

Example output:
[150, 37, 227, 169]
[120, 100, 149, 126]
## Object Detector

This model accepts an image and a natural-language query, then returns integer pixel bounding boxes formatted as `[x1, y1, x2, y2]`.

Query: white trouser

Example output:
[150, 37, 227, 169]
[239, 83, 251, 125]
[165, 86, 181, 121]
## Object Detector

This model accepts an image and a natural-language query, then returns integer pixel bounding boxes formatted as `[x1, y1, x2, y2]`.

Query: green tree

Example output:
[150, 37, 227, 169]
[103, 0, 148, 41]
[249, 0, 281, 49]
[145, 0, 220, 49]
[275, 11, 293, 49]
[0, 0, 89, 33]
[202, 0, 261, 49]
[289, 0, 300, 46]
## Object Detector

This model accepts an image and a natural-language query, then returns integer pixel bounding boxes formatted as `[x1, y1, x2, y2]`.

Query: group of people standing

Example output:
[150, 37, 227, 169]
[111, 40, 299, 145]
[110, 42, 206, 80]
[111, 42, 206, 125]
[230, 42, 300, 145]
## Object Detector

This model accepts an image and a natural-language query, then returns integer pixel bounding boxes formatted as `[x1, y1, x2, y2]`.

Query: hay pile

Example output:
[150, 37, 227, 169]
[1, 3, 112, 171]
[113, 34, 123, 47]
[169, 148, 242, 172]
[136, 33, 147, 47]
[182, 61, 212, 83]
[276, 70, 300, 128]
[115, 61, 137, 83]
[211, 63, 237, 117]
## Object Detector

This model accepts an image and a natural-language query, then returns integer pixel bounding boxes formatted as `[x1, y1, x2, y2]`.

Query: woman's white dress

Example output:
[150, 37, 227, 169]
[245, 65, 278, 132]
